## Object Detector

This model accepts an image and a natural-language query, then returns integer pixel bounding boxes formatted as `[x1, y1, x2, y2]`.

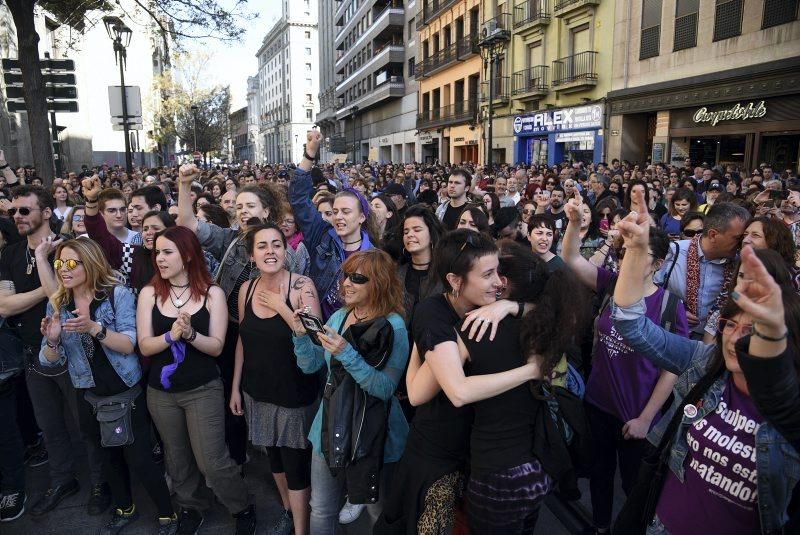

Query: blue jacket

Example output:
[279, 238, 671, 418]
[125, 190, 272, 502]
[294, 309, 409, 463]
[612, 299, 800, 534]
[289, 168, 372, 317]
[38, 285, 141, 389]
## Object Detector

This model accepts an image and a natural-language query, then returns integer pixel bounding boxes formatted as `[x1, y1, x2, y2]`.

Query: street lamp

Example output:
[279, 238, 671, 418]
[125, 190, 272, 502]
[102, 15, 133, 175]
[479, 21, 510, 173]
[191, 105, 199, 153]
[350, 106, 359, 163]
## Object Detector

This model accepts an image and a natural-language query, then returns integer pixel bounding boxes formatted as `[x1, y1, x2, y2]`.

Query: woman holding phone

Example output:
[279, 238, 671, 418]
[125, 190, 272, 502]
[230, 221, 321, 535]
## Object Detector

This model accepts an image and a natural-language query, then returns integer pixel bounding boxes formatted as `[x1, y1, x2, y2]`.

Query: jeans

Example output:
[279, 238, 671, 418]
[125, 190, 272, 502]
[586, 402, 647, 529]
[76, 389, 173, 517]
[309, 453, 394, 535]
[147, 379, 249, 515]
[25, 364, 103, 487]
[0, 378, 25, 492]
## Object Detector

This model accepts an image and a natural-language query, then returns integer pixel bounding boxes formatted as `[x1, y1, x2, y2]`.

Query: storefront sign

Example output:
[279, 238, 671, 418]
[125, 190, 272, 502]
[454, 137, 465, 142]
[419, 133, 433, 144]
[555, 131, 595, 143]
[513, 104, 603, 135]
[692, 101, 767, 127]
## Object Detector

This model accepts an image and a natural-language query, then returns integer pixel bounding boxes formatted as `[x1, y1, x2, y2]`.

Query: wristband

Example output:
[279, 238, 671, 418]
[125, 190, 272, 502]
[752, 325, 787, 342]
[46, 340, 59, 349]
[85, 197, 98, 203]
[303, 150, 317, 162]
[186, 327, 197, 343]
[515, 301, 525, 319]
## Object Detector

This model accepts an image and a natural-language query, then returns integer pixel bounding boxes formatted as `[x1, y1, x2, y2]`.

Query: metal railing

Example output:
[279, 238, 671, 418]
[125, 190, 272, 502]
[417, 100, 478, 128]
[513, 0, 550, 28]
[552, 51, 598, 86]
[421, 0, 459, 24]
[480, 76, 510, 101]
[512, 65, 549, 95]
[481, 12, 513, 39]
[554, 0, 599, 12]
[456, 33, 479, 57]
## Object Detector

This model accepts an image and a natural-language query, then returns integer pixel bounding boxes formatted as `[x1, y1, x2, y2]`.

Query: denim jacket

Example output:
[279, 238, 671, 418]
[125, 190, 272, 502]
[612, 299, 800, 534]
[288, 168, 372, 314]
[38, 285, 141, 389]
[195, 220, 250, 303]
[293, 310, 409, 463]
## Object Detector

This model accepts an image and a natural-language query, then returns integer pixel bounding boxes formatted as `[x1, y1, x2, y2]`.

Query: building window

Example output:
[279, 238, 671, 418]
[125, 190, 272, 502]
[762, 0, 799, 29]
[305, 62, 312, 71]
[640, 0, 662, 59]
[408, 18, 415, 38]
[714, 0, 743, 40]
[305, 31, 311, 39]
[305, 93, 312, 103]
[408, 57, 415, 78]
[306, 109, 313, 121]
[674, 0, 699, 51]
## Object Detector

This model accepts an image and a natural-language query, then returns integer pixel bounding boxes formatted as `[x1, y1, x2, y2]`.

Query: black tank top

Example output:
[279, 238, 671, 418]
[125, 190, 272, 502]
[148, 288, 219, 392]
[238, 274, 319, 407]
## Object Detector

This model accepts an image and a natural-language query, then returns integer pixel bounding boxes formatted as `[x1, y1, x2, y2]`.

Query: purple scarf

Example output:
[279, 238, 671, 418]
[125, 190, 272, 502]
[160, 334, 186, 389]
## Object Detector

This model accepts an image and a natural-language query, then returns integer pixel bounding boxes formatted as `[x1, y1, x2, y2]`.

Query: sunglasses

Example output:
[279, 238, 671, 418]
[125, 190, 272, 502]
[450, 232, 479, 273]
[682, 229, 701, 238]
[72, 214, 84, 222]
[343, 272, 369, 284]
[8, 207, 42, 217]
[54, 258, 83, 271]
[718, 317, 753, 337]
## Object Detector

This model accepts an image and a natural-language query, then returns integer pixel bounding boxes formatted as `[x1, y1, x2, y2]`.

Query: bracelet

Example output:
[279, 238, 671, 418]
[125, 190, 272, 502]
[303, 151, 317, 162]
[0, 164, 8, 170]
[752, 325, 788, 342]
[186, 327, 197, 342]
[46, 340, 59, 349]
[515, 301, 525, 319]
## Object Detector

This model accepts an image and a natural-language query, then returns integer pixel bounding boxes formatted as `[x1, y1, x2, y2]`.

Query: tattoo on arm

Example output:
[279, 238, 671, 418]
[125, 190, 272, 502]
[293, 277, 317, 309]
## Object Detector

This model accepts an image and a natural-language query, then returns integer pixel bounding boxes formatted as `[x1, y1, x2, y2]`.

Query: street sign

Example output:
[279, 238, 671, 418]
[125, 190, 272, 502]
[3, 72, 76, 86]
[2, 58, 75, 71]
[7, 100, 78, 113]
[108, 86, 142, 118]
[6, 86, 77, 100]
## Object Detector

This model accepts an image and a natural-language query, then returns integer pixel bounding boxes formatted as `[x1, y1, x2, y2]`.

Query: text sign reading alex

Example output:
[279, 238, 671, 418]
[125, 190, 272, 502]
[513, 104, 603, 135]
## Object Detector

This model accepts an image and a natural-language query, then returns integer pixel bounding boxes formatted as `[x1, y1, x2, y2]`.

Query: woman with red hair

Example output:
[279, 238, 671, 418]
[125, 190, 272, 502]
[136, 226, 256, 534]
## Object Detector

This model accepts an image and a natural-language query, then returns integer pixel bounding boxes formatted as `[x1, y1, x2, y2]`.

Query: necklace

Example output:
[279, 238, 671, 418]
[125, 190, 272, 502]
[353, 307, 369, 322]
[411, 260, 430, 267]
[26, 247, 35, 275]
[170, 281, 190, 288]
[342, 237, 362, 245]
[170, 285, 190, 308]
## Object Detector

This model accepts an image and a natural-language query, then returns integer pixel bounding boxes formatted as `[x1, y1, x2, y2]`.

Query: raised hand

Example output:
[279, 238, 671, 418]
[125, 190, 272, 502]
[178, 164, 200, 186]
[35, 235, 62, 260]
[731, 245, 785, 334]
[564, 191, 583, 222]
[81, 175, 102, 200]
[306, 130, 322, 157]
[40, 314, 62, 344]
[616, 208, 650, 251]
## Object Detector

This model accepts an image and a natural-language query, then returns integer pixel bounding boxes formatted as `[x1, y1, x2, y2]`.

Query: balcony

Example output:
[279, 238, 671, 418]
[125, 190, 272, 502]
[480, 76, 510, 104]
[553, 0, 600, 18]
[335, 76, 405, 119]
[513, 0, 551, 31]
[512, 65, 549, 98]
[335, 44, 405, 94]
[552, 51, 598, 92]
[420, 41, 459, 77]
[417, 100, 478, 129]
[456, 34, 479, 58]
[479, 13, 512, 44]
[418, 0, 459, 28]
[335, 5, 404, 52]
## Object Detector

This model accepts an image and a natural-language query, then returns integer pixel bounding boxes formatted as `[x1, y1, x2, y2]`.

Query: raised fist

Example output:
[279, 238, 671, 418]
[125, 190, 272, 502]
[306, 130, 322, 158]
[178, 164, 200, 185]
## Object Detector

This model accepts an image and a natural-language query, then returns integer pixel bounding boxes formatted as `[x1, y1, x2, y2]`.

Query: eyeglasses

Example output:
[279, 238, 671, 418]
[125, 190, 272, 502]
[72, 214, 84, 222]
[53, 258, 83, 271]
[343, 272, 369, 284]
[682, 229, 701, 238]
[718, 317, 753, 337]
[8, 207, 41, 217]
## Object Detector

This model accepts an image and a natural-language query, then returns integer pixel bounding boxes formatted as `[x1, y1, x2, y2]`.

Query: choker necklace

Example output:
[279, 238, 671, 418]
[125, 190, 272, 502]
[169, 285, 190, 308]
[353, 308, 369, 322]
[342, 237, 362, 245]
[411, 260, 430, 266]
[170, 282, 190, 288]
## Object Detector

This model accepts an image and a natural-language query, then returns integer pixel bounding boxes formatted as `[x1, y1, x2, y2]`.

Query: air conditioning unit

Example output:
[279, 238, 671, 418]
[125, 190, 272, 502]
[481, 19, 498, 39]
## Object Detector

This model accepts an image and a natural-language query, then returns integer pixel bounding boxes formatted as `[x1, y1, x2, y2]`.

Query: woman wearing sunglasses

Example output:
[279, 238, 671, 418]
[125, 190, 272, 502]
[137, 226, 256, 534]
[291, 249, 409, 534]
[680, 211, 705, 241]
[229, 221, 321, 535]
[610, 190, 800, 535]
[38, 239, 176, 533]
[61, 205, 87, 238]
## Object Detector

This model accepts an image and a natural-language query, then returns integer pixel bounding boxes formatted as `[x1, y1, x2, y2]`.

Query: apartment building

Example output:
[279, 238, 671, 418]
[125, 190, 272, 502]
[607, 0, 800, 171]
[333, 0, 418, 164]
[316, 0, 339, 161]
[487, 0, 614, 166]
[255, 0, 319, 163]
[415, 0, 483, 164]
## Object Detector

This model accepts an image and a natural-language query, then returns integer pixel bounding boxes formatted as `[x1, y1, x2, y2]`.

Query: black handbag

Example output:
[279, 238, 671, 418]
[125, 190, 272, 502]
[84, 384, 141, 448]
[613, 368, 722, 535]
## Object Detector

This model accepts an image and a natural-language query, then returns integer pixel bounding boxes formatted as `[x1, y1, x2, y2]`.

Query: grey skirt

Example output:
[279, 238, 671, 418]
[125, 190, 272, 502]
[243, 391, 318, 449]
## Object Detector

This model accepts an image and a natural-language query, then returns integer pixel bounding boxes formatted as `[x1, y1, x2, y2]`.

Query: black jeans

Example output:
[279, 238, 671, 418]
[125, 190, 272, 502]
[585, 402, 647, 529]
[25, 360, 104, 487]
[0, 377, 25, 492]
[76, 388, 173, 517]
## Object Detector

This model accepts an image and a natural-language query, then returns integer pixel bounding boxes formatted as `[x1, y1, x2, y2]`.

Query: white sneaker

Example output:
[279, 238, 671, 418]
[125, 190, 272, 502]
[338, 498, 366, 524]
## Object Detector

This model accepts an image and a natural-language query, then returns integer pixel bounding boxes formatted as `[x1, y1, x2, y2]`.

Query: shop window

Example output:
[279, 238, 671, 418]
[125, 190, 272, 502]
[674, 0, 698, 51]
[762, 0, 799, 29]
[640, 0, 662, 59]
[714, 0, 743, 41]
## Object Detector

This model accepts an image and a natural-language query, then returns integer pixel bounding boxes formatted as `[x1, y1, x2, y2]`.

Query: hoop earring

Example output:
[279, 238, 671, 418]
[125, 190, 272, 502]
[452, 288, 459, 300]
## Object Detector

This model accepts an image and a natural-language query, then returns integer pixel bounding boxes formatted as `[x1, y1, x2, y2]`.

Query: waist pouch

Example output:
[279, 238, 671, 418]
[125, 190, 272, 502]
[84, 384, 141, 448]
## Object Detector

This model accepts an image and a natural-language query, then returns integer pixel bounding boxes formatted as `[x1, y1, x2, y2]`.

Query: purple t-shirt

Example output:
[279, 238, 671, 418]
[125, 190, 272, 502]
[656, 377, 761, 534]
[585, 267, 689, 423]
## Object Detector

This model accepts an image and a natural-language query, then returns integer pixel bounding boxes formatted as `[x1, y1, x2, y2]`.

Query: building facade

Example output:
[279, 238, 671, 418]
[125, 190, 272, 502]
[488, 0, 614, 167]
[316, 0, 339, 161]
[333, 0, 418, 164]
[255, 0, 319, 164]
[229, 106, 250, 162]
[607, 0, 800, 172]
[246, 76, 262, 162]
[416, 0, 483, 164]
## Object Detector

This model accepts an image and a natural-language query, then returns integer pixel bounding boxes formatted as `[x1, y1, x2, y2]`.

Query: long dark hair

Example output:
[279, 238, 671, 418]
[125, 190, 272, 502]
[150, 226, 212, 304]
[496, 240, 591, 381]
[400, 204, 446, 264]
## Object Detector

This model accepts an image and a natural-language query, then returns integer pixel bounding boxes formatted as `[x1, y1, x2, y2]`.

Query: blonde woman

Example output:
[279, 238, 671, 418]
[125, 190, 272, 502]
[39, 239, 176, 533]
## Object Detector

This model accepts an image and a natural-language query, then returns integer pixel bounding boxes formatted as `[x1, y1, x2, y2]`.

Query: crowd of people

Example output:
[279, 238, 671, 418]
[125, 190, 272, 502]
[0, 133, 798, 535]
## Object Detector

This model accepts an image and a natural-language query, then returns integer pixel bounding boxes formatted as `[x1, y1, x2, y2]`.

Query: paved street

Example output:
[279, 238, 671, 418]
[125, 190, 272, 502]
[4, 431, 620, 535]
